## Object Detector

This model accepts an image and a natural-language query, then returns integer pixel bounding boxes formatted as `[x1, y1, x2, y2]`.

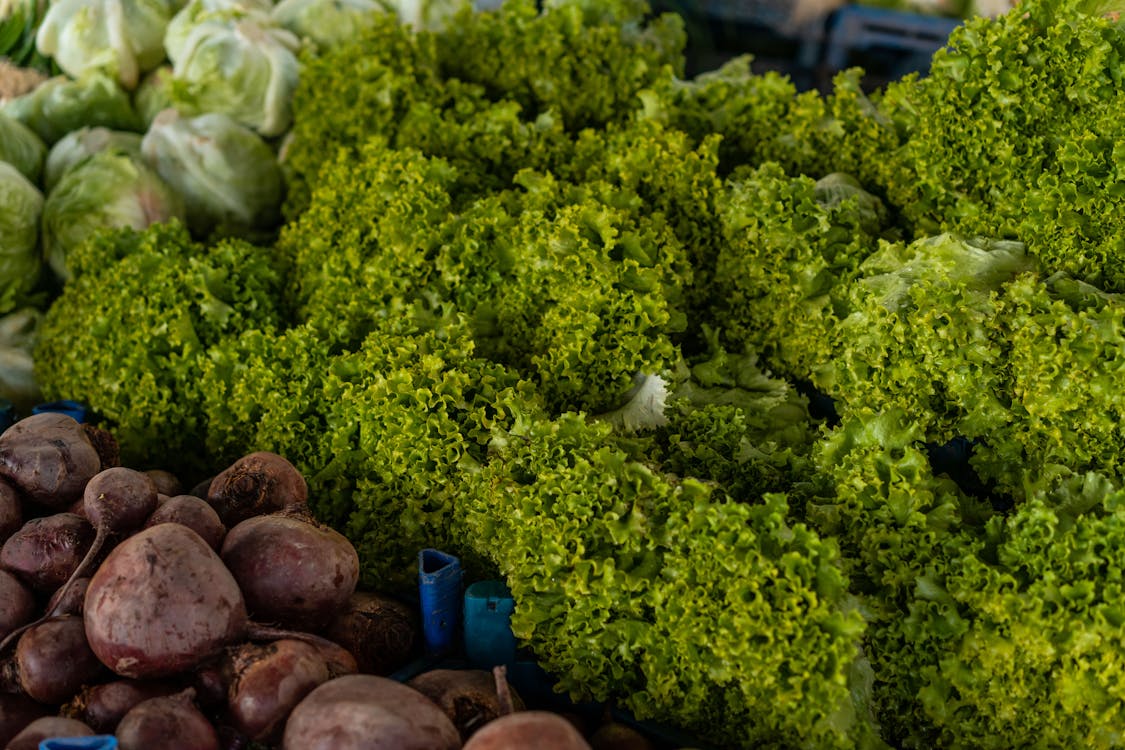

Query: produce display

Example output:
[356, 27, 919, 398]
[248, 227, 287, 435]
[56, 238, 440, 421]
[0, 411, 632, 749]
[2, 0, 1125, 747]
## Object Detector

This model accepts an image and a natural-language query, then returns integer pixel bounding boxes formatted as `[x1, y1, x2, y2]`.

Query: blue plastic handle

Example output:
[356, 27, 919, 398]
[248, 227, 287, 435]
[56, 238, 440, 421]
[40, 737, 118, 750]
[418, 548, 463, 656]
[30, 400, 88, 423]
[463, 579, 517, 668]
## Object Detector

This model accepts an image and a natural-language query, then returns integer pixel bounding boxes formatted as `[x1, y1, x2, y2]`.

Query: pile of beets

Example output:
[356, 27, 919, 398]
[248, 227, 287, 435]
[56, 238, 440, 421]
[0, 413, 641, 750]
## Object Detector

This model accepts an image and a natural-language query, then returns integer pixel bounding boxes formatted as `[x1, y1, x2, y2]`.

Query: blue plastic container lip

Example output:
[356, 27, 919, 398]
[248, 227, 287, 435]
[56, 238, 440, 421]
[418, 548, 463, 657]
[40, 736, 118, 750]
[30, 400, 89, 423]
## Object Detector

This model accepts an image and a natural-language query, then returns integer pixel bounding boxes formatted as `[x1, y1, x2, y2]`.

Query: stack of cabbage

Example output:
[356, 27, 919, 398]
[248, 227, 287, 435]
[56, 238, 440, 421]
[0, 0, 462, 409]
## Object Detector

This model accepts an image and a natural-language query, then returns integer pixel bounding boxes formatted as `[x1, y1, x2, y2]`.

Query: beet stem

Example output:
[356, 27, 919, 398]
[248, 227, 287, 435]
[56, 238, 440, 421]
[493, 665, 515, 717]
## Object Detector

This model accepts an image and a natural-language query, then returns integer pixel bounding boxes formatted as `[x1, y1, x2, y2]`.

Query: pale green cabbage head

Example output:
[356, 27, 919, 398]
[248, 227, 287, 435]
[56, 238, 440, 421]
[0, 161, 44, 313]
[170, 18, 301, 137]
[0, 308, 44, 412]
[44, 126, 144, 192]
[164, 0, 274, 64]
[271, 0, 388, 49]
[35, 0, 173, 90]
[41, 150, 184, 281]
[0, 111, 47, 183]
[1, 72, 141, 144]
[141, 109, 282, 237]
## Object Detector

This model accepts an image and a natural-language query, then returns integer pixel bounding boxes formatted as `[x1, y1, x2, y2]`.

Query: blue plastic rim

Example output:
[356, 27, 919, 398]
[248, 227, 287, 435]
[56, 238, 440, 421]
[30, 400, 89, 423]
[40, 737, 118, 750]
[418, 548, 463, 656]
[463, 579, 517, 669]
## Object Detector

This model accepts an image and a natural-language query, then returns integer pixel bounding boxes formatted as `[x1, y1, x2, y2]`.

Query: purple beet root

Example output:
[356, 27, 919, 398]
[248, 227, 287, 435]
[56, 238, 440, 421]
[144, 470, 182, 497]
[0, 571, 34, 641]
[220, 506, 358, 632]
[83, 524, 249, 679]
[115, 689, 219, 750]
[224, 639, 331, 743]
[326, 592, 421, 676]
[65, 678, 183, 733]
[0, 414, 102, 510]
[0, 693, 49, 746]
[281, 675, 461, 750]
[0, 481, 21, 545]
[4, 716, 93, 750]
[2, 615, 106, 705]
[0, 513, 94, 593]
[144, 495, 226, 552]
[207, 452, 308, 527]
[46, 577, 90, 617]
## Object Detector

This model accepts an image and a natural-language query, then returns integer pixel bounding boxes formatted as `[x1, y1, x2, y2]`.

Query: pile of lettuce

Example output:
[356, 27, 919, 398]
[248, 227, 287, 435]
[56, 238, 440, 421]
[33, 0, 1125, 747]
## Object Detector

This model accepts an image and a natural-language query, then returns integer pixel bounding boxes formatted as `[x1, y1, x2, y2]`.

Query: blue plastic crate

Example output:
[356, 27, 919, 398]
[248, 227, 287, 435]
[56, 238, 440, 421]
[823, 5, 960, 74]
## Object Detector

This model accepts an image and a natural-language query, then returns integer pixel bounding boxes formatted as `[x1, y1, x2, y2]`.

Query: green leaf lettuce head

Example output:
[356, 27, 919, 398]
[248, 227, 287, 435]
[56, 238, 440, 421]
[35, 221, 286, 473]
[0, 110, 46, 184]
[0, 161, 44, 314]
[1, 72, 142, 144]
[169, 17, 301, 137]
[271, 0, 389, 50]
[41, 149, 185, 282]
[35, 0, 173, 91]
[43, 126, 143, 192]
[141, 109, 282, 238]
[457, 411, 879, 749]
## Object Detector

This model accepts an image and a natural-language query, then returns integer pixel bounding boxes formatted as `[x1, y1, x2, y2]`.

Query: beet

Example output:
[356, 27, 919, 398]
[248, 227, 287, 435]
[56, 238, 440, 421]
[46, 577, 90, 617]
[83, 524, 249, 679]
[282, 674, 461, 750]
[64, 678, 182, 734]
[407, 669, 525, 742]
[589, 722, 655, 750]
[81, 424, 120, 472]
[0, 572, 34, 641]
[462, 711, 593, 750]
[42, 469, 159, 623]
[1, 616, 106, 705]
[144, 495, 226, 552]
[220, 507, 358, 632]
[4, 716, 93, 750]
[116, 689, 219, 750]
[189, 660, 227, 713]
[0, 414, 102, 510]
[326, 592, 420, 675]
[144, 470, 182, 497]
[0, 482, 21, 545]
[207, 452, 308, 527]
[224, 639, 331, 743]
[0, 514, 94, 593]
[0, 694, 49, 746]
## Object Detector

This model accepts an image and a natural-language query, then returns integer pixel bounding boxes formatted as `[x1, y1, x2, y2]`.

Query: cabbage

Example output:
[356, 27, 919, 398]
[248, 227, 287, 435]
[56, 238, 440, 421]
[164, 0, 274, 64]
[35, 0, 174, 90]
[44, 126, 144, 192]
[0, 110, 46, 183]
[271, 0, 388, 49]
[141, 109, 282, 237]
[1, 72, 141, 144]
[0, 308, 43, 412]
[170, 18, 301, 137]
[383, 0, 469, 29]
[41, 150, 184, 281]
[134, 64, 175, 128]
[0, 161, 43, 313]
